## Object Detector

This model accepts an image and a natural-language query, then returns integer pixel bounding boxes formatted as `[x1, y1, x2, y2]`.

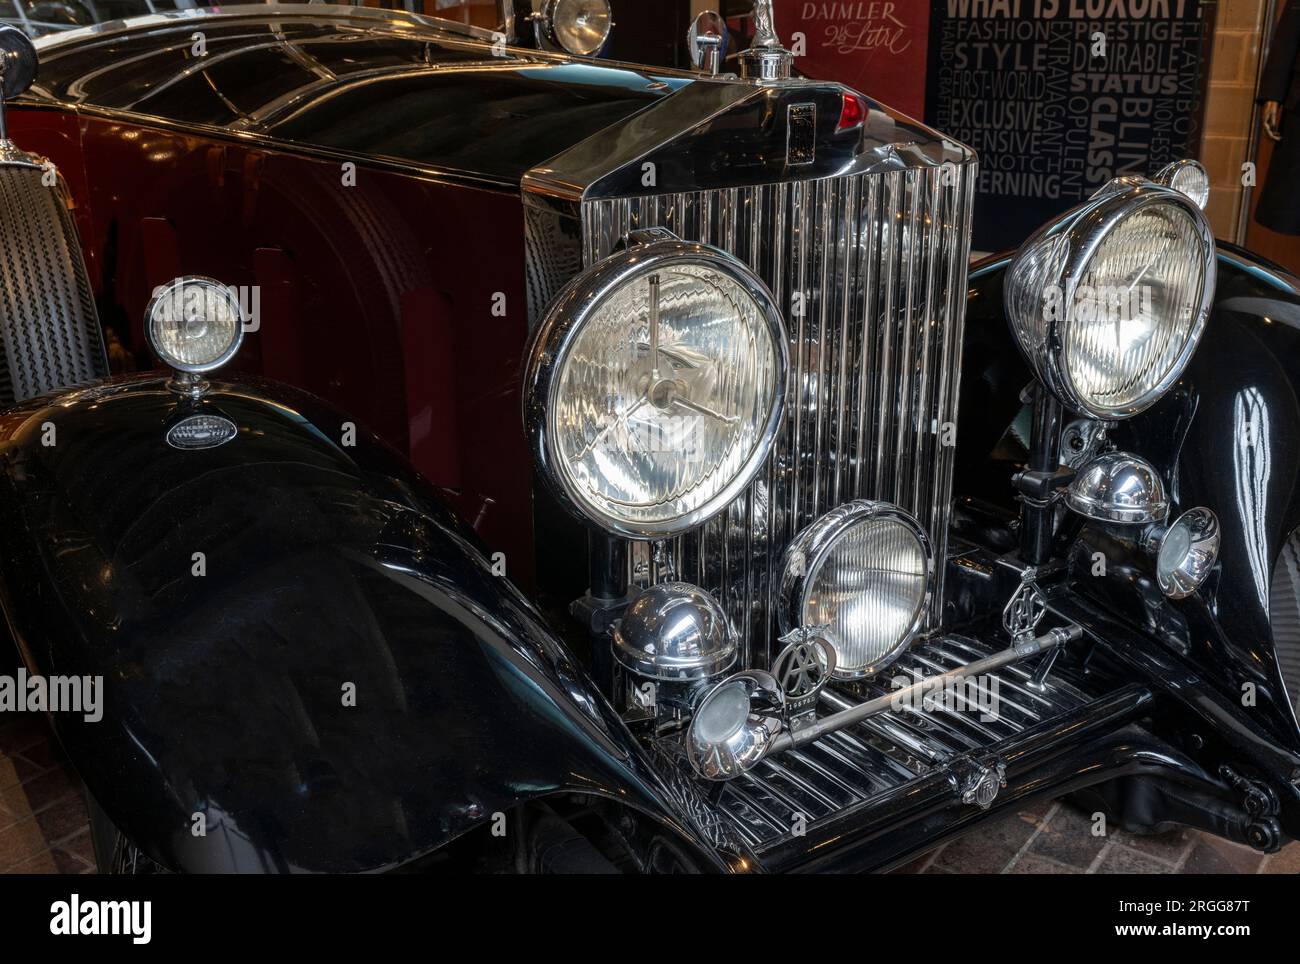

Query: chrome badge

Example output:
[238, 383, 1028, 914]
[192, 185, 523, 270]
[772, 627, 835, 727]
[166, 413, 238, 450]
[786, 103, 816, 166]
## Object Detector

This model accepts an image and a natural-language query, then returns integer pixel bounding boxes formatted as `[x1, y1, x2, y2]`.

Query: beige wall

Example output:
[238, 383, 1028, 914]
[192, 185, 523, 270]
[1202, 0, 1270, 238]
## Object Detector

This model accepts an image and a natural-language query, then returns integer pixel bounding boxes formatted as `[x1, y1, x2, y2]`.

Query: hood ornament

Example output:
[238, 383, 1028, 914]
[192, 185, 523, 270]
[740, 0, 793, 81]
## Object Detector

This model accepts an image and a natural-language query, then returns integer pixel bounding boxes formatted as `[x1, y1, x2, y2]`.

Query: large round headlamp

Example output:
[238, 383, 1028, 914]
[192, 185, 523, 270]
[539, 0, 612, 56]
[145, 276, 244, 375]
[524, 237, 788, 539]
[1005, 182, 1215, 419]
[778, 501, 932, 679]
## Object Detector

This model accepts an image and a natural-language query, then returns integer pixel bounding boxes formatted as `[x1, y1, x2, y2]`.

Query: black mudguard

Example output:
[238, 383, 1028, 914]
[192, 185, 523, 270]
[0, 375, 752, 873]
[959, 246, 1300, 754]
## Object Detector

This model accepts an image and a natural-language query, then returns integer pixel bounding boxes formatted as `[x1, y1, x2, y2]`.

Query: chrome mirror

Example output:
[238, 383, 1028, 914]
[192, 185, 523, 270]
[687, 11, 729, 75]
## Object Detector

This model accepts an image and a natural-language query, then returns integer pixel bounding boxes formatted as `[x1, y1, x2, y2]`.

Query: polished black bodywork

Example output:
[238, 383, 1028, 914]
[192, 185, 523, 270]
[22, 9, 686, 190]
[0, 376, 750, 872]
[961, 246, 1300, 751]
[0, 7, 1297, 874]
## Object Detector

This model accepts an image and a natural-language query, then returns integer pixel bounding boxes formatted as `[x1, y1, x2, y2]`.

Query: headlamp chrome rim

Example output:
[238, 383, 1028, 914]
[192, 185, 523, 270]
[1152, 159, 1210, 209]
[523, 236, 789, 540]
[777, 500, 933, 681]
[144, 275, 245, 375]
[1006, 182, 1215, 420]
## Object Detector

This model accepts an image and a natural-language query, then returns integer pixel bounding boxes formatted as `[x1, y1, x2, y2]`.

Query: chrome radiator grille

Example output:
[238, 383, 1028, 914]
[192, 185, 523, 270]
[582, 162, 977, 667]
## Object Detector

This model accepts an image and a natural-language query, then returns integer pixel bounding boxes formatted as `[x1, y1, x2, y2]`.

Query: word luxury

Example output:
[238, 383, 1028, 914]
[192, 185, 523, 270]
[0, 669, 102, 722]
[945, 0, 1194, 16]
[49, 895, 152, 944]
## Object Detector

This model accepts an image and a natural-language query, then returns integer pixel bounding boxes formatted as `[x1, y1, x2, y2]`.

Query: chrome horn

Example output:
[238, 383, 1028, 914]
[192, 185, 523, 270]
[1146, 507, 1220, 599]
[685, 671, 784, 781]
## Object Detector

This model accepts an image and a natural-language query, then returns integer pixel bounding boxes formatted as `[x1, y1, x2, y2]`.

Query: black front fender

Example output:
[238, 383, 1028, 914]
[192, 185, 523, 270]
[960, 246, 1300, 753]
[0, 375, 752, 872]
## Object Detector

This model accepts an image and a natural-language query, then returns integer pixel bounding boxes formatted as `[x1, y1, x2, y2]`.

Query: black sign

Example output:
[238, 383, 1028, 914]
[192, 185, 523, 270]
[926, 0, 1209, 251]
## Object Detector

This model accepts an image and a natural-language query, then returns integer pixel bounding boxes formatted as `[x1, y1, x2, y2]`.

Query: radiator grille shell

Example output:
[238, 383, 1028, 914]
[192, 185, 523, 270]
[581, 162, 977, 667]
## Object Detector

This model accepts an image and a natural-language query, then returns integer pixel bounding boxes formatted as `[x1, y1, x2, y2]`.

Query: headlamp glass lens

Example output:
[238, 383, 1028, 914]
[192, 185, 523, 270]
[147, 279, 242, 372]
[551, 261, 780, 534]
[803, 517, 927, 676]
[1065, 204, 1204, 414]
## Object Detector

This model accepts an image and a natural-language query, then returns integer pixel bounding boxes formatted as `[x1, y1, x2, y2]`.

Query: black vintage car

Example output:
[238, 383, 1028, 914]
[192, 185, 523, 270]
[0, 1, 1296, 874]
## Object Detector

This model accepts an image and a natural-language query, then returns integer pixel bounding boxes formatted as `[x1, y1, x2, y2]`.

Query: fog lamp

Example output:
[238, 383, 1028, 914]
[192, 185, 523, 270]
[1149, 507, 1220, 599]
[145, 276, 244, 382]
[778, 501, 932, 680]
[685, 671, 783, 781]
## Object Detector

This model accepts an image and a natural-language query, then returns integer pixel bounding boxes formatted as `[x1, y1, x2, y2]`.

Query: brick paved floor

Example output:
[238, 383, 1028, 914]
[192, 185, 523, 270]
[0, 715, 93, 874]
[3, 712, 1297, 874]
[892, 796, 1300, 874]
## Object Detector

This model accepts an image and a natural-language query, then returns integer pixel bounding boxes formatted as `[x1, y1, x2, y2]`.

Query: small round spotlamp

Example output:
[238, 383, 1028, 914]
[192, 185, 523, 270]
[146, 276, 244, 376]
[542, 0, 612, 56]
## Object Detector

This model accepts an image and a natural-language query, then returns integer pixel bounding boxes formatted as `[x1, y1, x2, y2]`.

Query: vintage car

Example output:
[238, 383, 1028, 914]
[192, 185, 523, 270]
[0, 1, 1296, 874]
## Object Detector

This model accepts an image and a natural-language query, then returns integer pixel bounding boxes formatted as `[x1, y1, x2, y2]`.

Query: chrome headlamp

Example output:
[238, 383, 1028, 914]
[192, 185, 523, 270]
[536, 0, 612, 56]
[778, 501, 932, 680]
[1152, 159, 1210, 210]
[1005, 181, 1215, 419]
[524, 236, 788, 539]
[146, 276, 244, 385]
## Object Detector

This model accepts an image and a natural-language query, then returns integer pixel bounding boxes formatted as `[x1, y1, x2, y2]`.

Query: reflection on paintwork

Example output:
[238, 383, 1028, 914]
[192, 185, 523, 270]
[1233, 387, 1272, 608]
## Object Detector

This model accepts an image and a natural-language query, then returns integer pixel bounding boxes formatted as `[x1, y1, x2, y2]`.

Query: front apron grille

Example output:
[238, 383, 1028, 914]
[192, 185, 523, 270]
[709, 633, 1104, 855]
[582, 161, 977, 667]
